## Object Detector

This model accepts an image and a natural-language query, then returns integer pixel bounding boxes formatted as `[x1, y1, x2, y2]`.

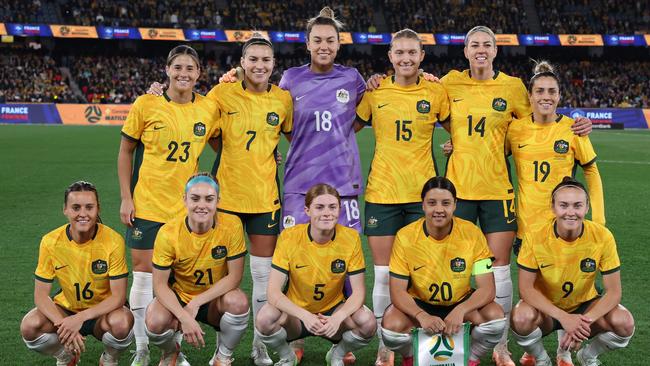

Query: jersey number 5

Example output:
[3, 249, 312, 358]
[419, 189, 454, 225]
[313, 284, 325, 300]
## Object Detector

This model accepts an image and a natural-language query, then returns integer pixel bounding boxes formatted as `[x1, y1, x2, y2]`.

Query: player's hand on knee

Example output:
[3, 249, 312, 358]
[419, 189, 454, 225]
[181, 318, 205, 348]
[318, 313, 343, 339]
[366, 73, 386, 91]
[55, 315, 83, 342]
[443, 308, 464, 335]
[120, 198, 135, 226]
[302, 313, 324, 334]
[571, 116, 592, 136]
[219, 68, 239, 83]
[560, 313, 591, 342]
[147, 82, 166, 96]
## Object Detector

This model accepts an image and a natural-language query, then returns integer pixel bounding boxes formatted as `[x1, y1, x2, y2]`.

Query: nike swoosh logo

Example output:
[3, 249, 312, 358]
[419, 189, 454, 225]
[227, 111, 238, 115]
[267, 223, 278, 228]
[178, 257, 191, 263]
[540, 264, 553, 268]
[295, 95, 307, 101]
[131, 307, 145, 311]
[414, 265, 425, 271]
[378, 103, 389, 109]
[54, 265, 68, 270]
[256, 299, 267, 303]
[153, 125, 165, 130]
[486, 263, 493, 269]
[348, 222, 360, 228]
[518, 144, 529, 148]
[453, 98, 463, 102]
[496, 295, 509, 299]
[295, 264, 308, 269]
[507, 218, 516, 224]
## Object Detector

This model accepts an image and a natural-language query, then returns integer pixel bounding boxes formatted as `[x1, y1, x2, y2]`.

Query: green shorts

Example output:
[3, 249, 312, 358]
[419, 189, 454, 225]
[364, 202, 423, 236]
[454, 199, 517, 233]
[288, 302, 342, 342]
[126, 217, 164, 250]
[414, 292, 472, 319]
[552, 296, 600, 331]
[62, 308, 98, 336]
[219, 209, 280, 235]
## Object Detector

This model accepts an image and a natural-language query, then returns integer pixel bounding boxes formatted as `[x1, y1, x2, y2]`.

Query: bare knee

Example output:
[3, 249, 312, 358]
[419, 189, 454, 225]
[21, 308, 53, 340]
[480, 301, 505, 321]
[145, 300, 173, 333]
[381, 305, 412, 333]
[255, 304, 282, 335]
[221, 289, 249, 315]
[106, 308, 134, 338]
[511, 301, 539, 334]
[351, 306, 376, 338]
[608, 306, 635, 337]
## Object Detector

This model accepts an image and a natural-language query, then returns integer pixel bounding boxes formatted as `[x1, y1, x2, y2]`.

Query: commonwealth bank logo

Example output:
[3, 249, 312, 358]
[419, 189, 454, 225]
[428, 333, 455, 362]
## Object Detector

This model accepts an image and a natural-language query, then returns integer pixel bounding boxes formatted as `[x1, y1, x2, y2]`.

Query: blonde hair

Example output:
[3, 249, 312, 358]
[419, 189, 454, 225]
[306, 6, 344, 40]
[464, 26, 496, 46]
[390, 28, 422, 50]
[528, 59, 560, 92]
[242, 31, 273, 56]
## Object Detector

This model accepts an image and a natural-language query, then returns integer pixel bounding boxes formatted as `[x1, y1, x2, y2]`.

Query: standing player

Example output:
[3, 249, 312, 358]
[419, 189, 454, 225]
[145, 173, 249, 366]
[255, 184, 376, 366]
[512, 178, 634, 366]
[355, 29, 450, 365]
[118, 45, 219, 366]
[381, 177, 506, 366]
[439, 26, 592, 366]
[206, 33, 293, 366]
[21, 181, 133, 366]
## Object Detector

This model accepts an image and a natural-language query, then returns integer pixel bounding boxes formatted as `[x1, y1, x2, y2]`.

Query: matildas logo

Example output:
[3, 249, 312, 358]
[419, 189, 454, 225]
[193, 122, 206, 136]
[428, 333, 456, 361]
[266, 112, 280, 126]
[554, 139, 569, 154]
[367, 216, 378, 228]
[131, 227, 143, 241]
[331, 259, 346, 273]
[417, 100, 431, 113]
[336, 89, 350, 103]
[212, 246, 227, 260]
[91, 259, 108, 274]
[450, 257, 466, 272]
[580, 258, 596, 273]
[492, 97, 507, 112]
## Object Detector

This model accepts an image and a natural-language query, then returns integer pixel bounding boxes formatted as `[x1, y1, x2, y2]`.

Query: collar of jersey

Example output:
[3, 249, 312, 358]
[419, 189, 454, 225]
[531, 113, 563, 124]
[467, 69, 500, 81]
[66, 223, 99, 242]
[163, 91, 196, 104]
[391, 75, 421, 88]
[553, 220, 584, 240]
[242, 79, 272, 93]
[307, 223, 336, 243]
[185, 216, 216, 234]
[422, 218, 453, 241]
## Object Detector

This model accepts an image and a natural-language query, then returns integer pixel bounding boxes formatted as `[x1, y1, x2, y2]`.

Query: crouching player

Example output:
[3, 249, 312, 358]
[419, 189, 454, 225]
[255, 184, 376, 366]
[145, 173, 249, 366]
[512, 178, 634, 366]
[381, 177, 506, 366]
[21, 181, 133, 366]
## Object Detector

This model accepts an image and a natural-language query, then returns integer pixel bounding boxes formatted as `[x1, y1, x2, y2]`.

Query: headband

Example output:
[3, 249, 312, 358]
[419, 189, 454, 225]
[185, 176, 219, 194]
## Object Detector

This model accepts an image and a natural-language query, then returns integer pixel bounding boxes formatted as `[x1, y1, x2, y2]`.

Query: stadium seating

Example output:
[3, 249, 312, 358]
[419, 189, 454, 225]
[536, 0, 650, 34]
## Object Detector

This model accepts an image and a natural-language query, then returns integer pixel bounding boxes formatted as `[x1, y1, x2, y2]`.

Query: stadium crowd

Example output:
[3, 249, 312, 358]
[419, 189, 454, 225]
[536, 0, 650, 34]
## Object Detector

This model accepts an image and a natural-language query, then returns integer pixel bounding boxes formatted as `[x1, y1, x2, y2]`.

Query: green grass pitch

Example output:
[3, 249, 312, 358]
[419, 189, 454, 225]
[1, 125, 648, 365]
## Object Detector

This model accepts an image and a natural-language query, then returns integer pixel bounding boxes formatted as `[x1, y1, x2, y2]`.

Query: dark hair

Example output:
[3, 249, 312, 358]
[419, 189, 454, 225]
[306, 6, 344, 40]
[421, 176, 457, 201]
[551, 177, 589, 204]
[390, 28, 422, 50]
[64, 180, 101, 223]
[242, 32, 274, 55]
[166, 45, 200, 68]
[528, 60, 560, 93]
[305, 183, 341, 207]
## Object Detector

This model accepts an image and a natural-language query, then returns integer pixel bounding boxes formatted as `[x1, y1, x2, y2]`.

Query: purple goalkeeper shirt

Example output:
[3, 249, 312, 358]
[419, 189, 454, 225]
[280, 64, 366, 197]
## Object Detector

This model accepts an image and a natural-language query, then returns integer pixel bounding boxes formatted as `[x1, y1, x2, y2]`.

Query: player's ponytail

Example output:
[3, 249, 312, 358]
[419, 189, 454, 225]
[528, 59, 560, 92]
[64, 180, 102, 223]
[306, 6, 344, 40]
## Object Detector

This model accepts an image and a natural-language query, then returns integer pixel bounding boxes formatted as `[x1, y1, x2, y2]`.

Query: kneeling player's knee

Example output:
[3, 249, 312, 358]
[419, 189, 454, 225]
[381, 306, 410, 333]
[510, 303, 537, 333]
[107, 308, 134, 339]
[221, 289, 249, 315]
[482, 301, 505, 320]
[20, 310, 47, 340]
[255, 304, 280, 335]
[353, 307, 376, 338]
[610, 307, 635, 337]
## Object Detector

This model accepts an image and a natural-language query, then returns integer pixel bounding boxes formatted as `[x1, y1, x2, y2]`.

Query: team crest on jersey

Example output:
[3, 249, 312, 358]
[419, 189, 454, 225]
[450, 257, 466, 272]
[554, 140, 569, 154]
[212, 245, 227, 260]
[367, 216, 378, 228]
[580, 258, 596, 273]
[492, 97, 507, 112]
[283, 215, 296, 228]
[416, 100, 431, 114]
[91, 259, 108, 274]
[331, 259, 346, 273]
[336, 89, 350, 103]
[193, 122, 206, 136]
[266, 112, 280, 126]
[131, 227, 143, 241]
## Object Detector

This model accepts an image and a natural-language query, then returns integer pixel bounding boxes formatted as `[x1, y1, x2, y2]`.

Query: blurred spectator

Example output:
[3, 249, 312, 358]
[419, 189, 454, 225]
[537, 0, 649, 34]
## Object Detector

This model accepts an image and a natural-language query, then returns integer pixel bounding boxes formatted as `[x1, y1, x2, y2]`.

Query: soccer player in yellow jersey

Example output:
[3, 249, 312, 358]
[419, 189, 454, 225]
[512, 179, 634, 366]
[381, 177, 506, 366]
[438, 27, 593, 366]
[206, 34, 292, 365]
[145, 173, 249, 366]
[21, 181, 132, 366]
[355, 29, 450, 366]
[255, 184, 376, 366]
[118, 45, 220, 366]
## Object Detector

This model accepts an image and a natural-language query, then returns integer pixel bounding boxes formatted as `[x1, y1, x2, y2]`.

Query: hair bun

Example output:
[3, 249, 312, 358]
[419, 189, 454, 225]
[534, 60, 555, 75]
[319, 6, 335, 18]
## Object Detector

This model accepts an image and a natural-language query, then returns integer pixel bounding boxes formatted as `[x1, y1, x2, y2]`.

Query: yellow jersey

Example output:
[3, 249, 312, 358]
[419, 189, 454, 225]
[152, 212, 246, 303]
[441, 70, 531, 200]
[121, 92, 220, 223]
[35, 224, 128, 313]
[390, 217, 494, 307]
[357, 76, 450, 204]
[518, 220, 620, 312]
[207, 81, 293, 213]
[507, 114, 598, 238]
[271, 223, 366, 313]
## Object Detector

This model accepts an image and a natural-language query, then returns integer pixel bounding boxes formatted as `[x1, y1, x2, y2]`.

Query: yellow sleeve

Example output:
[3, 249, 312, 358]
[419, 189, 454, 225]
[121, 96, 145, 140]
[517, 233, 539, 272]
[206, 86, 223, 139]
[599, 228, 620, 274]
[281, 94, 294, 134]
[151, 227, 175, 270]
[388, 233, 409, 279]
[271, 232, 291, 274]
[34, 237, 54, 282]
[347, 233, 366, 275]
[108, 233, 129, 279]
[584, 163, 605, 225]
[206, 85, 220, 103]
[574, 135, 597, 166]
[226, 223, 247, 261]
[436, 85, 450, 122]
[356, 92, 372, 125]
[512, 79, 532, 119]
